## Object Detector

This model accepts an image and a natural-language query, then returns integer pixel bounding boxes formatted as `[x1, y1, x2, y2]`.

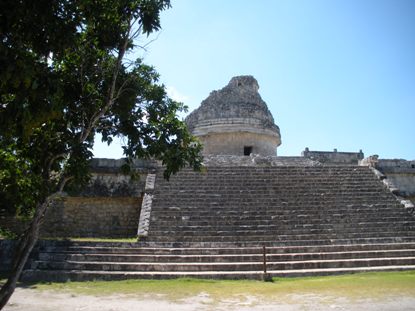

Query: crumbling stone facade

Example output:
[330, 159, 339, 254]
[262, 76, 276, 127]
[41, 197, 142, 238]
[0, 158, 155, 238]
[40, 159, 156, 238]
[185, 76, 281, 156]
[357, 155, 415, 207]
[302, 148, 364, 165]
[375, 159, 415, 204]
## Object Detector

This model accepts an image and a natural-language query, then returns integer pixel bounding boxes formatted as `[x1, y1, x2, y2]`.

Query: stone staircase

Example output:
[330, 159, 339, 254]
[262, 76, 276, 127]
[22, 166, 415, 281]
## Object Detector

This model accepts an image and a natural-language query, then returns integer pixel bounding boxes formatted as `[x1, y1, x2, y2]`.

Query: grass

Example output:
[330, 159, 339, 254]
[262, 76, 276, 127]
[28, 271, 415, 303]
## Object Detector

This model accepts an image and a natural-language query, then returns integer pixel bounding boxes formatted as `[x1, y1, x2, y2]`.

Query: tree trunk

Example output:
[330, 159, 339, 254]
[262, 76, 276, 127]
[0, 199, 48, 310]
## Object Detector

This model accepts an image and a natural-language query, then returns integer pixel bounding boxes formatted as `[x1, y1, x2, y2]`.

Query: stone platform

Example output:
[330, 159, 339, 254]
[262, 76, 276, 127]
[21, 165, 415, 281]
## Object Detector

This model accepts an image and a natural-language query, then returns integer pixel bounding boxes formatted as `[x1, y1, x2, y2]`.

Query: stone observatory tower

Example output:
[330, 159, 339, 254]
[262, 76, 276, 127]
[185, 75, 281, 156]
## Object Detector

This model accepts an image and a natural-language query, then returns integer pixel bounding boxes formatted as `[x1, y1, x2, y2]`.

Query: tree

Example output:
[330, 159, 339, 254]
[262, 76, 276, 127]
[0, 0, 203, 308]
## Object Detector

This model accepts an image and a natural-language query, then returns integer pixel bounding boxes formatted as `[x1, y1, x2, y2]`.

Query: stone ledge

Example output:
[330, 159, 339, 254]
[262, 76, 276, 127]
[137, 174, 156, 237]
[192, 121, 281, 141]
[90, 158, 158, 173]
[201, 155, 321, 167]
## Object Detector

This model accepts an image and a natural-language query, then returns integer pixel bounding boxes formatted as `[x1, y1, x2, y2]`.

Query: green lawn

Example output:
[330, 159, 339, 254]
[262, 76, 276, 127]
[26, 271, 415, 303]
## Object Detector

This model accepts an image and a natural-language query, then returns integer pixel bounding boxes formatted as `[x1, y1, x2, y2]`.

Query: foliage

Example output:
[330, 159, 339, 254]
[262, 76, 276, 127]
[0, 228, 17, 240]
[0, 0, 203, 217]
[0, 1, 203, 307]
[0, 148, 42, 218]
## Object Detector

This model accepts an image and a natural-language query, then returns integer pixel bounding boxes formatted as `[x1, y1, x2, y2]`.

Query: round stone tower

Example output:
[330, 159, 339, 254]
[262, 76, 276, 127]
[185, 76, 281, 156]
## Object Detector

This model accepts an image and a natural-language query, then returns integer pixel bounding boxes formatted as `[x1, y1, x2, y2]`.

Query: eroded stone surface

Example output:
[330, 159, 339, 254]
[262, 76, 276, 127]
[302, 148, 364, 165]
[201, 154, 321, 167]
[376, 159, 415, 205]
[42, 197, 141, 238]
[185, 76, 281, 156]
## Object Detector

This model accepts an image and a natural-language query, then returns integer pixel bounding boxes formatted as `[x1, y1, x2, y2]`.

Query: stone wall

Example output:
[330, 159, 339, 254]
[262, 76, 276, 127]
[0, 240, 17, 273]
[41, 197, 141, 238]
[41, 158, 154, 238]
[77, 172, 145, 197]
[0, 190, 144, 239]
[0, 158, 154, 238]
[198, 131, 279, 156]
[376, 159, 415, 203]
[38, 160, 151, 238]
[302, 148, 364, 165]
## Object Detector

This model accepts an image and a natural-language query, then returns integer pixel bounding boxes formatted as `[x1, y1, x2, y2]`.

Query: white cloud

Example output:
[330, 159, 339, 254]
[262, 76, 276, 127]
[166, 86, 190, 103]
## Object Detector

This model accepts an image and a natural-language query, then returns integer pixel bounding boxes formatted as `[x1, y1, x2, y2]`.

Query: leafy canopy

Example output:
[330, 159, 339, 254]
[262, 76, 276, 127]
[0, 0, 203, 217]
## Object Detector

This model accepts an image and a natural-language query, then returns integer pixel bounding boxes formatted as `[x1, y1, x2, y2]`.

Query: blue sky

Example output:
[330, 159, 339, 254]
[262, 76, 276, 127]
[93, 0, 415, 160]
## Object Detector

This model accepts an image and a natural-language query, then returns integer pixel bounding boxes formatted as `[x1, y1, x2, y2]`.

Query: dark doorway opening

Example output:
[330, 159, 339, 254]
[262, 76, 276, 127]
[244, 146, 253, 156]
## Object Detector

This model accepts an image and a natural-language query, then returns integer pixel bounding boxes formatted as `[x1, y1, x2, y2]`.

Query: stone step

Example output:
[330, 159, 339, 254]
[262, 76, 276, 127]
[158, 181, 385, 185]
[147, 231, 415, 241]
[157, 188, 390, 193]
[156, 174, 377, 179]
[156, 171, 375, 176]
[158, 184, 385, 189]
[21, 265, 415, 282]
[150, 220, 415, 230]
[37, 249, 415, 263]
[154, 214, 413, 221]
[157, 173, 379, 177]
[158, 179, 382, 184]
[151, 202, 406, 209]
[150, 210, 411, 219]
[156, 186, 388, 192]
[139, 236, 415, 248]
[153, 201, 398, 207]
[150, 216, 412, 225]
[153, 193, 396, 198]
[151, 203, 403, 210]
[157, 182, 386, 187]
[154, 219, 415, 225]
[23, 165, 415, 281]
[147, 226, 415, 238]
[154, 201, 400, 206]
[31, 256, 415, 272]
[157, 183, 385, 187]
[38, 242, 415, 255]
[149, 220, 415, 230]
[148, 223, 415, 232]
[148, 228, 415, 236]
[159, 179, 382, 182]
[150, 217, 413, 225]
[157, 169, 375, 174]
[158, 185, 385, 189]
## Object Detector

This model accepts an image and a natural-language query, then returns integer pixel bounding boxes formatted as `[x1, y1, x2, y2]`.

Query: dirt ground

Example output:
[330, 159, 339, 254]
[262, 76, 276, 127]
[4, 287, 415, 311]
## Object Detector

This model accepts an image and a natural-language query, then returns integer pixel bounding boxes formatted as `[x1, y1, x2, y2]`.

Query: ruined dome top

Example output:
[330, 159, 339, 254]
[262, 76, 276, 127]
[185, 75, 279, 134]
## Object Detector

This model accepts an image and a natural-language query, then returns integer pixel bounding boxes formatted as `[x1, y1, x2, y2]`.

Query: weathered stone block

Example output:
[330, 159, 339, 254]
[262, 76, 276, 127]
[41, 197, 141, 238]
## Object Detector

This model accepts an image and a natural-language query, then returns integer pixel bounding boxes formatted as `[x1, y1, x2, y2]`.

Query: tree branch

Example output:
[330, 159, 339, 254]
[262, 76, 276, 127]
[46, 153, 67, 178]
[80, 17, 133, 143]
